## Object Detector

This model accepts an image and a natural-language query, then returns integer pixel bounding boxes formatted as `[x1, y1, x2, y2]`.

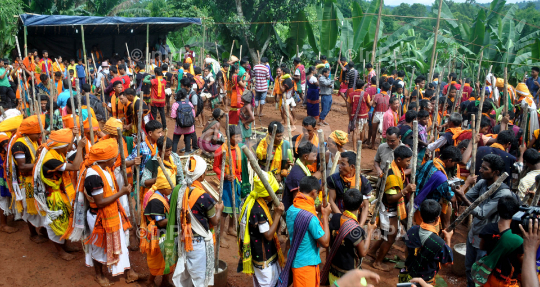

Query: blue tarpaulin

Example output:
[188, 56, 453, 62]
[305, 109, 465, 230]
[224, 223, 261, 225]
[16, 14, 201, 62]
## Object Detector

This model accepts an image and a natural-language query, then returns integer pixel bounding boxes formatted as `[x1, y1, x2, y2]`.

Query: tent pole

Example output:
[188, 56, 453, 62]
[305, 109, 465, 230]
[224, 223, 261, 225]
[146, 24, 150, 69]
[81, 25, 89, 79]
[24, 26, 27, 57]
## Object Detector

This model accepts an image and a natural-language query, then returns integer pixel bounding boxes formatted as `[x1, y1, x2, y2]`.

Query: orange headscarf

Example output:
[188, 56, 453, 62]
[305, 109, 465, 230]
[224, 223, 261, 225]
[18, 115, 45, 135]
[62, 115, 80, 129]
[83, 117, 99, 131]
[79, 139, 130, 266]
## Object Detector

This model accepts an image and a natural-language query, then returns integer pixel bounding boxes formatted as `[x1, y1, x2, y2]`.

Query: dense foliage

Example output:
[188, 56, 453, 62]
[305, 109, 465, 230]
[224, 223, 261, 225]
[2, 0, 540, 84]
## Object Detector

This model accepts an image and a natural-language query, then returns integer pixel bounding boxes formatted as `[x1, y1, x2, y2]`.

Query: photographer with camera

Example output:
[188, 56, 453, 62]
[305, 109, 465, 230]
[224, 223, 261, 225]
[472, 195, 523, 286]
[454, 154, 515, 287]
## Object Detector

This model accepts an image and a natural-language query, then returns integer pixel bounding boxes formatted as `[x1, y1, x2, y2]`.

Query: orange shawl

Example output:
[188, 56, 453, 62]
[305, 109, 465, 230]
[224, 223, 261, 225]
[295, 133, 319, 173]
[180, 180, 207, 252]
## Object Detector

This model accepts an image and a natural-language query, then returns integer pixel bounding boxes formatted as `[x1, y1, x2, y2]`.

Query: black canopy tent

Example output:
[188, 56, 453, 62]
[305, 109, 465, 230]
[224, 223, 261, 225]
[16, 14, 201, 64]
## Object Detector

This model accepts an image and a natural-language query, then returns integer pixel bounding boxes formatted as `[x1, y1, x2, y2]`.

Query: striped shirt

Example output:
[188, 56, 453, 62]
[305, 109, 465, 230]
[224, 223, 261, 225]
[253, 64, 270, 92]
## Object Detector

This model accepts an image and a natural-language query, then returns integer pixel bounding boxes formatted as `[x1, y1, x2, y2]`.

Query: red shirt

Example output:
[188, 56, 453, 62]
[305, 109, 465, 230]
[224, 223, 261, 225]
[150, 77, 167, 107]
[348, 90, 371, 119]
[443, 82, 461, 95]
[121, 75, 131, 91]
[372, 92, 390, 113]
[365, 85, 378, 96]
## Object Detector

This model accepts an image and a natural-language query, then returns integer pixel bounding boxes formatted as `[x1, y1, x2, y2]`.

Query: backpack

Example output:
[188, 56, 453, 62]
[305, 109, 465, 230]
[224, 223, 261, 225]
[101, 71, 114, 87]
[189, 91, 204, 117]
[176, 100, 195, 128]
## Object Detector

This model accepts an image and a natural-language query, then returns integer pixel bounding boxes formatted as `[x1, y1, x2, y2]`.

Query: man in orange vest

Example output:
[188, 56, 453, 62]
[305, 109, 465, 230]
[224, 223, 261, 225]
[144, 67, 167, 129]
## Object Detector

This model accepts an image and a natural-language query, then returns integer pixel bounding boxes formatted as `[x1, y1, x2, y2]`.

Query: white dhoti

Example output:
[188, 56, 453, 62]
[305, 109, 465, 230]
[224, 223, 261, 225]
[378, 201, 402, 241]
[253, 261, 281, 287]
[21, 198, 47, 228]
[45, 224, 65, 244]
[372, 112, 384, 133]
[84, 210, 131, 276]
[175, 237, 209, 287]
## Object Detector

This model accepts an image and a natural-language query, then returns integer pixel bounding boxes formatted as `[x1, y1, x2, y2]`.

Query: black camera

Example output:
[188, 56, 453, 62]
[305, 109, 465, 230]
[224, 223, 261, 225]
[511, 206, 540, 234]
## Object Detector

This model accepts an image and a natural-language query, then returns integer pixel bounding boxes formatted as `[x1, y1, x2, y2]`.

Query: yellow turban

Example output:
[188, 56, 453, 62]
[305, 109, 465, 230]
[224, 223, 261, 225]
[251, 171, 279, 199]
[83, 117, 100, 131]
[496, 78, 505, 88]
[329, 130, 349, 146]
[516, 82, 532, 97]
[62, 115, 79, 129]
[102, 117, 123, 135]
[316, 63, 326, 69]
[0, 132, 10, 144]
[0, 114, 23, 132]
[152, 161, 177, 190]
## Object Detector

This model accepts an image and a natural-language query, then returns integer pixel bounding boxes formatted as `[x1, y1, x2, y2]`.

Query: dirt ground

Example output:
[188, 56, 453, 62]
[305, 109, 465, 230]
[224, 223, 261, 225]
[0, 93, 468, 286]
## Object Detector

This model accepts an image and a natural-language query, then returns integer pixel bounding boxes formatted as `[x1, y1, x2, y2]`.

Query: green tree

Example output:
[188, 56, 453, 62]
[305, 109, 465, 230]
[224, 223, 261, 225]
[1, 0, 25, 57]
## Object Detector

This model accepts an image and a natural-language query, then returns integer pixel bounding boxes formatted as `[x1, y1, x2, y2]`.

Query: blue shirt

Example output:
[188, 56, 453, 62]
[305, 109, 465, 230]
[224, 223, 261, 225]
[526, 77, 539, 98]
[75, 64, 86, 78]
[57, 90, 72, 108]
[286, 205, 325, 268]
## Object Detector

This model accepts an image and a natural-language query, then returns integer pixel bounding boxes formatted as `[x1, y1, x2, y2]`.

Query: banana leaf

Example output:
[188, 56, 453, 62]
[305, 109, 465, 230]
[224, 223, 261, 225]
[286, 11, 307, 57]
[352, 0, 378, 51]
[320, 0, 338, 57]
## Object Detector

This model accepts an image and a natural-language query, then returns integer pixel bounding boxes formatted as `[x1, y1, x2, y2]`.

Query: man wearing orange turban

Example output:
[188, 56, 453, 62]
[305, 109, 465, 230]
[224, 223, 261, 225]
[6, 115, 46, 243]
[75, 138, 144, 286]
[33, 129, 86, 261]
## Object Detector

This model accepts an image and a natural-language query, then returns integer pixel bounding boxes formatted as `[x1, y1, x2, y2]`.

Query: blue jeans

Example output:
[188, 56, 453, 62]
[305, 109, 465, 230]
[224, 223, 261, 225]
[465, 236, 486, 287]
[320, 94, 332, 120]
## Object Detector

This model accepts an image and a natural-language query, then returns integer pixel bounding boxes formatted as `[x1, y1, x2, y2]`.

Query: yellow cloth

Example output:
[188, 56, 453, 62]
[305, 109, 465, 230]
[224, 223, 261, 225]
[329, 130, 349, 146]
[41, 149, 74, 237]
[256, 136, 283, 171]
[238, 171, 284, 274]
[8, 136, 39, 214]
[151, 159, 177, 190]
[185, 57, 195, 75]
[385, 160, 407, 220]
[490, 143, 506, 152]
[0, 115, 23, 132]
[516, 82, 532, 97]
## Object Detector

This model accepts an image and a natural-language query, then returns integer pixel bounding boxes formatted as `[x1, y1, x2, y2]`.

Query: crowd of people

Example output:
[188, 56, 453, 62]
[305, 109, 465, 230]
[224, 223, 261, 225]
[1, 41, 540, 287]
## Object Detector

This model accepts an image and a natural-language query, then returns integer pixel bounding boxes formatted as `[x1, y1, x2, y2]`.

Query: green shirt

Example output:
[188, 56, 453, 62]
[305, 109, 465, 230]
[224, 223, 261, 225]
[0, 68, 10, 87]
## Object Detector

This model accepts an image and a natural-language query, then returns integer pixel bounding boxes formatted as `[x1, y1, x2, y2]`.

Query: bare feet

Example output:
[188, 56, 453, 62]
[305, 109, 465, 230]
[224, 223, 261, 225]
[367, 250, 377, 259]
[58, 250, 76, 261]
[227, 228, 237, 237]
[30, 234, 48, 244]
[372, 261, 391, 272]
[0, 225, 18, 234]
[220, 239, 230, 249]
[160, 278, 175, 287]
[145, 278, 156, 287]
[95, 275, 114, 287]
[63, 244, 80, 253]
[126, 269, 148, 284]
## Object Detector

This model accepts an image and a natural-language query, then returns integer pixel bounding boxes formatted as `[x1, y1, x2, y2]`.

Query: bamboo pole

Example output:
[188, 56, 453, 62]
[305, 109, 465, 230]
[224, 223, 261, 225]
[330, 152, 341, 174]
[202, 23, 206, 67]
[81, 25, 89, 79]
[49, 75, 55, 132]
[134, 89, 144, 216]
[239, 45, 243, 61]
[371, 0, 384, 65]
[406, 67, 415, 118]
[446, 173, 509, 232]
[100, 78, 109, 120]
[318, 130, 328, 208]
[75, 79, 85, 133]
[475, 65, 492, 133]
[228, 40, 235, 61]
[146, 24, 150, 72]
[85, 91, 95, 144]
[393, 50, 397, 71]
[334, 43, 343, 78]
[214, 142, 227, 272]
[430, 67, 445, 138]
[428, 0, 444, 83]
[160, 129, 168, 160]
[215, 42, 220, 63]
[470, 114, 477, 176]
[240, 145, 280, 207]
[30, 72, 35, 115]
[296, 45, 299, 58]
[370, 160, 391, 224]
[32, 72, 45, 142]
[224, 114, 238, 231]
[265, 124, 278, 172]
[285, 100, 293, 141]
[475, 51, 484, 90]
[24, 26, 27, 58]
[503, 66, 509, 128]
[354, 141, 362, 190]
[15, 35, 30, 117]
[452, 78, 466, 114]
[116, 127, 137, 225]
[407, 121, 418, 230]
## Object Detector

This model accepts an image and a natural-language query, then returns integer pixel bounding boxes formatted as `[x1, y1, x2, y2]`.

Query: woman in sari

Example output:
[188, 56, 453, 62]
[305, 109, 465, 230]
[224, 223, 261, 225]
[229, 65, 246, 125]
[198, 108, 225, 156]
[305, 66, 320, 120]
